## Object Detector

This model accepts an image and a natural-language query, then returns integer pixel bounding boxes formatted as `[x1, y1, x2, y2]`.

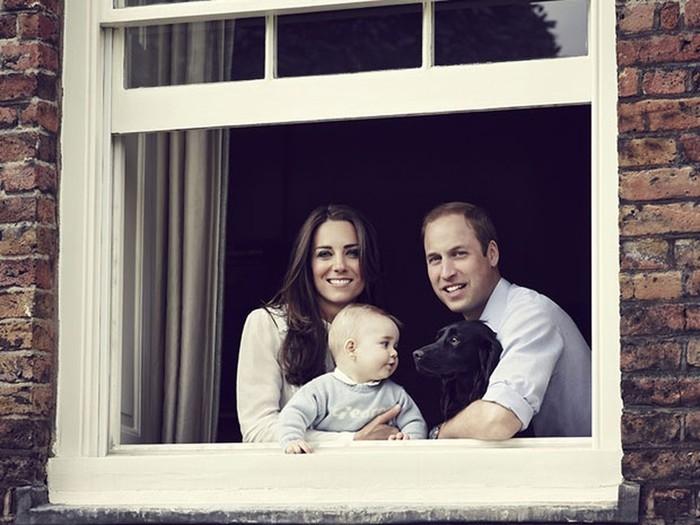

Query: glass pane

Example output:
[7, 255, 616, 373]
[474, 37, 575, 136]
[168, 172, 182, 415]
[125, 18, 264, 88]
[277, 5, 422, 78]
[116, 0, 206, 7]
[435, 0, 588, 66]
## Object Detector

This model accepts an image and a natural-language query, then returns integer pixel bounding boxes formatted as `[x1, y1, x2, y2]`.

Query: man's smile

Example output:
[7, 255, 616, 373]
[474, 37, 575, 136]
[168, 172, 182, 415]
[443, 283, 467, 294]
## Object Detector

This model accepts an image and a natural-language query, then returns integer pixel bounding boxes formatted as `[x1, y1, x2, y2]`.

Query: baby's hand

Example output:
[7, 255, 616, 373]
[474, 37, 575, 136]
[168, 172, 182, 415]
[388, 432, 410, 441]
[284, 440, 312, 454]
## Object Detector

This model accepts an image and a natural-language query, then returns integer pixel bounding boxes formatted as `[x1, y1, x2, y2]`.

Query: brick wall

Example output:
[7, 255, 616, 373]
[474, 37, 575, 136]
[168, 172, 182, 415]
[618, 0, 700, 523]
[0, 0, 59, 523]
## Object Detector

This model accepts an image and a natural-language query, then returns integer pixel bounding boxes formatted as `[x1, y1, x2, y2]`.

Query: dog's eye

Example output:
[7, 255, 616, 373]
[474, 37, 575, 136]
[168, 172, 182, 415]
[449, 336, 460, 346]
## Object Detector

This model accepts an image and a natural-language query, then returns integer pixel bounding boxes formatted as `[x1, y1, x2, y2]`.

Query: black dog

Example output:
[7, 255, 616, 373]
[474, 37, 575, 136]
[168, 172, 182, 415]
[413, 320, 502, 423]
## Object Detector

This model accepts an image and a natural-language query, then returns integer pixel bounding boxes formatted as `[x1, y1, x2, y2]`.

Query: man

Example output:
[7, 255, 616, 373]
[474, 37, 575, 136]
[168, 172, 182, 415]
[422, 202, 591, 439]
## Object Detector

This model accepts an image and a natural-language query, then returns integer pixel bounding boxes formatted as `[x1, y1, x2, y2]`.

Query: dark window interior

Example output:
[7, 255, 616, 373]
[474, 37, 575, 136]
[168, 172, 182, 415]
[218, 105, 591, 442]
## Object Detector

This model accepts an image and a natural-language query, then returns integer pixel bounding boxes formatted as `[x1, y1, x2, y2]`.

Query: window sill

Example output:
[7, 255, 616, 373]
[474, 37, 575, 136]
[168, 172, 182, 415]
[16, 483, 639, 524]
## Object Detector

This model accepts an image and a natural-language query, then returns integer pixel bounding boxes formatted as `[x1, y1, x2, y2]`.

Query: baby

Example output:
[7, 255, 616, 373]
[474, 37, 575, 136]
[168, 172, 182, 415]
[279, 303, 427, 453]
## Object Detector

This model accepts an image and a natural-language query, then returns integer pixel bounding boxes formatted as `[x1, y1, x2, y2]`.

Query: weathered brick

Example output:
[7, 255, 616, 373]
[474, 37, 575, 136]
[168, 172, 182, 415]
[623, 450, 700, 480]
[0, 290, 52, 319]
[2, 0, 59, 15]
[660, 2, 680, 30]
[0, 384, 52, 417]
[19, 100, 57, 133]
[686, 270, 700, 296]
[676, 239, 700, 267]
[680, 377, 700, 405]
[0, 418, 49, 450]
[687, 0, 700, 28]
[619, 3, 656, 34]
[0, 454, 46, 486]
[621, 271, 683, 300]
[648, 99, 700, 131]
[621, 239, 670, 270]
[621, 340, 682, 371]
[619, 103, 645, 133]
[617, 34, 700, 66]
[685, 410, 700, 441]
[619, 67, 640, 98]
[17, 13, 58, 44]
[0, 352, 51, 383]
[0, 259, 52, 289]
[0, 106, 17, 128]
[651, 487, 693, 517]
[0, 42, 58, 72]
[689, 338, 700, 367]
[622, 410, 682, 445]
[0, 196, 56, 225]
[620, 168, 700, 201]
[0, 163, 56, 193]
[0, 320, 53, 351]
[643, 69, 688, 95]
[680, 133, 700, 161]
[620, 203, 700, 236]
[621, 304, 686, 336]
[619, 138, 677, 167]
[0, 226, 55, 257]
[0, 15, 17, 39]
[622, 376, 681, 406]
[686, 305, 700, 329]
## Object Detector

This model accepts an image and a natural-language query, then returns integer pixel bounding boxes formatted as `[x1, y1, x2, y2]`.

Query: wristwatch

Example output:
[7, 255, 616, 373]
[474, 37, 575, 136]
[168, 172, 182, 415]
[428, 424, 442, 440]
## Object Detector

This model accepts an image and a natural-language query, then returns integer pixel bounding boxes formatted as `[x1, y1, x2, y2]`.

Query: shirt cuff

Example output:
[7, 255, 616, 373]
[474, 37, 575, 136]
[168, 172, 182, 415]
[482, 382, 534, 431]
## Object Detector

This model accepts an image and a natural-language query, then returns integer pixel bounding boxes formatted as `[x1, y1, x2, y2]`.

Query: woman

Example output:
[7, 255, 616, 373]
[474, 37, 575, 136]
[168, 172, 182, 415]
[236, 204, 400, 443]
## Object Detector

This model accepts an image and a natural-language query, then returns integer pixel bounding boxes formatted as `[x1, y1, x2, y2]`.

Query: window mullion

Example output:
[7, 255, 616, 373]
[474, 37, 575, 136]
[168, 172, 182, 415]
[265, 14, 277, 80]
[421, 1, 433, 69]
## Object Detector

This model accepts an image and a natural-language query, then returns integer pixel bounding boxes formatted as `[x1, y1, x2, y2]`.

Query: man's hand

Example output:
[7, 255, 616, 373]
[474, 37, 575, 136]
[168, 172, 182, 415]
[438, 400, 522, 440]
[388, 431, 410, 441]
[284, 439, 313, 454]
[353, 404, 401, 440]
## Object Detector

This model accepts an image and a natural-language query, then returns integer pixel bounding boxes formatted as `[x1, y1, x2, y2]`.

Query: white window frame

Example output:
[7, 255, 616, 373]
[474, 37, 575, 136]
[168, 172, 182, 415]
[55, 0, 624, 514]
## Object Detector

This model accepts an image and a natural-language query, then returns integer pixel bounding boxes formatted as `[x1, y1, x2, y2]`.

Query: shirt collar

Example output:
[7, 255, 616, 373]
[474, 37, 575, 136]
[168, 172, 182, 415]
[479, 277, 510, 332]
[333, 367, 380, 387]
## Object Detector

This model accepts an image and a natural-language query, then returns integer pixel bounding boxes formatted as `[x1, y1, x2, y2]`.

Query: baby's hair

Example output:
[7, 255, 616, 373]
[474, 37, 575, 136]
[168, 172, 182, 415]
[328, 304, 401, 356]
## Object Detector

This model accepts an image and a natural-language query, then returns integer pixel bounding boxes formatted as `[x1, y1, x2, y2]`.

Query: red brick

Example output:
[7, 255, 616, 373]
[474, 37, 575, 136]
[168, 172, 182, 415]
[687, 270, 700, 296]
[687, 0, 700, 28]
[0, 259, 52, 289]
[0, 290, 52, 319]
[620, 203, 700, 236]
[619, 138, 677, 167]
[645, 99, 700, 131]
[0, 320, 53, 351]
[651, 488, 692, 517]
[680, 377, 700, 405]
[681, 133, 700, 161]
[0, 418, 49, 450]
[686, 305, 700, 329]
[0, 15, 17, 39]
[620, 168, 700, 200]
[0, 106, 17, 128]
[621, 340, 682, 371]
[621, 239, 670, 270]
[0, 163, 56, 193]
[622, 410, 682, 445]
[0, 352, 52, 383]
[689, 338, 700, 367]
[0, 226, 54, 257]
[660, 2, 680, 30]
[19, 100, 57, 133]
[622, 376, 681, 406]
[0, 42, 58, 72]
[685, 410, 700, 440]
[17, 13, 58, 44]
[618, 39, 641, 66]
[642, 69, 688, 95]
[0, 133, 39, 162]
[0, 196, 56, 225]
[618, 34, 700, 66]
[620, 304, 685, 336]
[0, 384, 52, 417]
[619, 103, 645, 133]
[619, 3, 656, 34]
[623, 450, 700, 480]
[619, 67, 640, 98]
[621, 271, 683, 300]
[2, 0, 59, 16]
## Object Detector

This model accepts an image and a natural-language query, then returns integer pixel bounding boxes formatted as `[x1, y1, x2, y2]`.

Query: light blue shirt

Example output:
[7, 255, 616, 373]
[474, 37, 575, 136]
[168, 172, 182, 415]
[480, 278, 592, 437]
[278, 369, 427, 448]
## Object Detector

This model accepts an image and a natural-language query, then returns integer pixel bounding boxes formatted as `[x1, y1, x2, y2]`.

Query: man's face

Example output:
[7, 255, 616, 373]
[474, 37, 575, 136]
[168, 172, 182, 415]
[423, 214, 500, 320]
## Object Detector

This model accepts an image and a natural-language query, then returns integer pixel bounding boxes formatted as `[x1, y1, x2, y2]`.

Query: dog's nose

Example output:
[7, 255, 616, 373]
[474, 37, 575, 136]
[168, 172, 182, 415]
[413, 349, 424, 361]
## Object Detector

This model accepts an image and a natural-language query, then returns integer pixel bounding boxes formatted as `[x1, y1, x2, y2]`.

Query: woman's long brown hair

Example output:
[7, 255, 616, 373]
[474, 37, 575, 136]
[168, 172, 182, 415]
[267, 205, 381, 386]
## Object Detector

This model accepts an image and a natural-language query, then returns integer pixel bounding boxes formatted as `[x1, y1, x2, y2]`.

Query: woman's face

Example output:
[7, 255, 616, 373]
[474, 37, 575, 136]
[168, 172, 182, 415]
[311, 220, 365, 321]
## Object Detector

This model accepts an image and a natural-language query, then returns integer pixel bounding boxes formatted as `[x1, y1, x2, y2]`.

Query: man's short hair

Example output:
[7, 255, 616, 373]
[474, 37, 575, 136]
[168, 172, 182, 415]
[421, 202, 498, 256]
[328, 304, 400, 356]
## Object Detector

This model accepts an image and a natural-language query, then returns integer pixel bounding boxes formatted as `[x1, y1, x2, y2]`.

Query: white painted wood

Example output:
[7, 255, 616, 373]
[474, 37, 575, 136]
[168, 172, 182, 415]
[264, 14, 276, 79]
[421, 1, 433, 69]
[112, 56, 592, 134]
[102, 0, 432, 26]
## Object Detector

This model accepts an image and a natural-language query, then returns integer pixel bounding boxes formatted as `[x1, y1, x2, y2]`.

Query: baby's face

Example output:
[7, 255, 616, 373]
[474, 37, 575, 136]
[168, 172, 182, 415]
[351, 314, 400, 383]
